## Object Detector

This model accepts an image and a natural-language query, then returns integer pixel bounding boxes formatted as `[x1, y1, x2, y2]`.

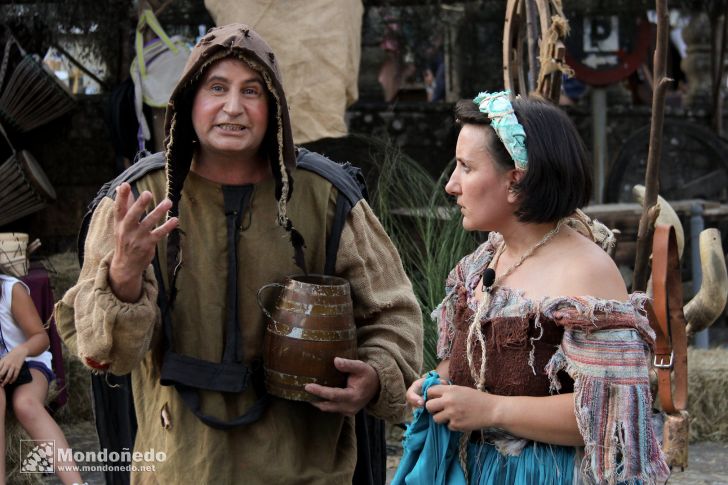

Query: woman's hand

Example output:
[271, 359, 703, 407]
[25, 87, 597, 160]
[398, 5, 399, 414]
[425, 384, 497, 432]
[408, 360, 451, 409]
[0, 347, 28, 386]
[406, 375, 449, 409]
[405, 376, 428, 408]
[426, 387, 584, 445]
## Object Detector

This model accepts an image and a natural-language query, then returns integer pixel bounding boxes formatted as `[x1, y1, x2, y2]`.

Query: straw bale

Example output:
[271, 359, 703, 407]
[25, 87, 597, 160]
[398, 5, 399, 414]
[5, 417, 44, 485]
[53, 346, 93, 425]
[688, 348, 728, 442]
[5, 379, 61, 485]
[45, 251, 80, 302]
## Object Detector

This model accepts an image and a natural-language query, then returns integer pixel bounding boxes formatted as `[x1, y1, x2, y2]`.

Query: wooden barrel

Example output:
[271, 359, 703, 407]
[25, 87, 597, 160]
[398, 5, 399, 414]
[259, 274, 357, 401]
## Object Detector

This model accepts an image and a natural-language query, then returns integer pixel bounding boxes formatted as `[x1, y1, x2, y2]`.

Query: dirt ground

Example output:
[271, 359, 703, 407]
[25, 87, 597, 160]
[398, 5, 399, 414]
[36, 419, 728, 484]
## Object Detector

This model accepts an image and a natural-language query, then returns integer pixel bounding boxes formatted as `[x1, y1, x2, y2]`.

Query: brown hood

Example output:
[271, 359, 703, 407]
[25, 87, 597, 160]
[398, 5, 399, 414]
[161, 24, 305, 301]
[164, 23, 295, 170]
[163, 24, 296, 209]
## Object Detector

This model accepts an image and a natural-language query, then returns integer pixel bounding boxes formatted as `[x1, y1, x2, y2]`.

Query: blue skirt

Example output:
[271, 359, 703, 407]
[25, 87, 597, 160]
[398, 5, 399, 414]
[465, 441, 576, 485]
[392, 372, 577, 485]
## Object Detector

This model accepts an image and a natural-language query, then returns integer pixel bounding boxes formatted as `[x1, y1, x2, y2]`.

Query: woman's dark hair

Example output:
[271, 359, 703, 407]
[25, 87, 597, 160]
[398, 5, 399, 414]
[454, 96, 592, 223]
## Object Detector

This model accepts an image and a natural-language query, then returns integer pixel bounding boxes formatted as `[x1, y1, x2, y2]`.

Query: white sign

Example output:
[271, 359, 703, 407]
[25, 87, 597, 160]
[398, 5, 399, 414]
[584, 16, 620, 53]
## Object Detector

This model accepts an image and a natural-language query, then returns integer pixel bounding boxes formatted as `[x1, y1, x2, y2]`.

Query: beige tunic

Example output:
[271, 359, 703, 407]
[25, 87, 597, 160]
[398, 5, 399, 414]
[56, 167, 422, 484]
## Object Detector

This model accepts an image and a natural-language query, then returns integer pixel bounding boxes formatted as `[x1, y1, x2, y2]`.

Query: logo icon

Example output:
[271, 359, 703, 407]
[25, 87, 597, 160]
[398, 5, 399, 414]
[20, 440, 55, 473]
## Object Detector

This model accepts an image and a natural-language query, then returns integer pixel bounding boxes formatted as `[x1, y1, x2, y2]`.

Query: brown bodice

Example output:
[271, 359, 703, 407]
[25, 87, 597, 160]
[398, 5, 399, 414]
[447, 286, 573, 396]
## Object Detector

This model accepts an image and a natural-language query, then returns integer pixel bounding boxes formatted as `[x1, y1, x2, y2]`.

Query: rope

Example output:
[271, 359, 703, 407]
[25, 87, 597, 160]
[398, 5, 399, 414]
[536, 0, 575, 93]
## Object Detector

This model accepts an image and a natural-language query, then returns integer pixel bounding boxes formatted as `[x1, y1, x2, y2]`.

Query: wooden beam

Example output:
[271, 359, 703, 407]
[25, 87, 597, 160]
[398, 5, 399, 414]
[51, 43, 108, 90]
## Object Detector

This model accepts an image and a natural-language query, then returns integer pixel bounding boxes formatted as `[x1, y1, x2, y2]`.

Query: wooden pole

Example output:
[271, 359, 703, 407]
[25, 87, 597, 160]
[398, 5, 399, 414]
[524, 0, 539, 93]
[632, 0, 672, 292]
[154, 0, 175, 17]
[712, 9, 728, 134]
[51, 43, 108, 90]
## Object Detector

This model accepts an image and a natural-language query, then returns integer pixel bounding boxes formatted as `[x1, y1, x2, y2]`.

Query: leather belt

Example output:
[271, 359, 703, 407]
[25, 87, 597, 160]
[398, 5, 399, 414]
[649, 224, 688, 415]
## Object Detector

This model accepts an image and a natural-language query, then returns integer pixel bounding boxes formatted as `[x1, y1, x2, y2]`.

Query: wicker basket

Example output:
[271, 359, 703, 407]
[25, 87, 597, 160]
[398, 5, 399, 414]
[0, 232, 29, 277]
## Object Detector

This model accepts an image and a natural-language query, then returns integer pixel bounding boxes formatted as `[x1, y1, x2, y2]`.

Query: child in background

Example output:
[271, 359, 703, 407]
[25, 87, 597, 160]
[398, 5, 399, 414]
[0, 264, 83, 484]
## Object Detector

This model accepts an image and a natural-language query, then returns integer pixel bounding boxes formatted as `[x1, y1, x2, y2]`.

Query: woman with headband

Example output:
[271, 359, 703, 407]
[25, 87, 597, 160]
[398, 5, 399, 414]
[397, 93, 669, 484]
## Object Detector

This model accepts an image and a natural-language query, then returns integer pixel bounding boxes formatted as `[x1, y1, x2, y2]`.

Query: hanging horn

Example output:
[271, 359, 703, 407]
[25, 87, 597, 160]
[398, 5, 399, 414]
[633, 184, 685, 258]
[634, 185, 727, 333]
[684, 228, 728, 336]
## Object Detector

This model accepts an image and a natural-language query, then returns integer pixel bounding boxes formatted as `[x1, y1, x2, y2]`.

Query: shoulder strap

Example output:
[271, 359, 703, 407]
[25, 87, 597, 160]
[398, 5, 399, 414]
[650, 224, 688, 414]
[296, 147, 367, 205]
[77, 153, 166, 266]
[81, 155, 268, 429]
[325, 192, 351, 275]
[149, 184, 269, 429]
[295, 148, 367, 275]
[295, 149, 386, 485]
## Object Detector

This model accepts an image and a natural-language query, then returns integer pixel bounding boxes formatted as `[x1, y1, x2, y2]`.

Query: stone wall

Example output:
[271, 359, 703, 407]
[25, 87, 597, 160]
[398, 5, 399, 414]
[346, 101, 458, 176]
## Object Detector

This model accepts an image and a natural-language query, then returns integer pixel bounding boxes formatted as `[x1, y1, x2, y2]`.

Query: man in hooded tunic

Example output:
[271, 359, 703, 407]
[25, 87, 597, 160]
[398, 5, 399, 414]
[55, 24, 422, 484]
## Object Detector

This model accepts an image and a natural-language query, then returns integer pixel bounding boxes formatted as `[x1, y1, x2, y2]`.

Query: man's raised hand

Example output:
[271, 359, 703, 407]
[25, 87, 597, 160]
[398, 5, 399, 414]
[109, 182, 178, 302]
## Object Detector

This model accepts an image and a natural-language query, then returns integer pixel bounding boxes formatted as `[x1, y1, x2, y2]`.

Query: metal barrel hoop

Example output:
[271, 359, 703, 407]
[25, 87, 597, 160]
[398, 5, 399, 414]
[261, 274, 357, 402]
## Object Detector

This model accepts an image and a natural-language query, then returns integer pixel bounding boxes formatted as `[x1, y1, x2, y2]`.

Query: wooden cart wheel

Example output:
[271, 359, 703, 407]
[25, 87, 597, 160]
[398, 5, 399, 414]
[503, 0, 570, 103]
[605, 120, 728, 203]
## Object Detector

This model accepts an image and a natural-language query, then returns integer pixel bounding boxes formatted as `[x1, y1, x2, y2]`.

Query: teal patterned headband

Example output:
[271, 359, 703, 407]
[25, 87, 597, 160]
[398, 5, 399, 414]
[473, 90, 528, 171]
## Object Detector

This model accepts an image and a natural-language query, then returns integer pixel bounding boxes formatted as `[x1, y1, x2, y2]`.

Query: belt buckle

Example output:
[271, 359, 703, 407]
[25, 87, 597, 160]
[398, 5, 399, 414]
[653, 351, 674, 369]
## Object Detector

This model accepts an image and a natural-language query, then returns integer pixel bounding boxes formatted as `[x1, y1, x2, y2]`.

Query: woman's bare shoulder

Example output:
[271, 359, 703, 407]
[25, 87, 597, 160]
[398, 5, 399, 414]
[552, 228, 628, 300]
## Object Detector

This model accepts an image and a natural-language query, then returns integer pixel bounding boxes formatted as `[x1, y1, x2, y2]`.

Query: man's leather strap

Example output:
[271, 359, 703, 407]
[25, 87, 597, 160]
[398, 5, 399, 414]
[650, 224, 688, 414]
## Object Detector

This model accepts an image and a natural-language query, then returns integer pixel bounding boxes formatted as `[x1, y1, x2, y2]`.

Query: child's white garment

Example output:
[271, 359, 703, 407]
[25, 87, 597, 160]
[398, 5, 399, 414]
[0, 274, 52, 368]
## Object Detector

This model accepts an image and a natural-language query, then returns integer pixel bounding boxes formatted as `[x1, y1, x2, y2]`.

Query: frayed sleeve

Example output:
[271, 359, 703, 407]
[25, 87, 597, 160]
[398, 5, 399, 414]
[335, 201, 423, 423]
[54, 197, 160, 375]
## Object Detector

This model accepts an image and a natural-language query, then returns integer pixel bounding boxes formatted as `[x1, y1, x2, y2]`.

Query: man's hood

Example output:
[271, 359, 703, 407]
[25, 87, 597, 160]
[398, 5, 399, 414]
[161, 24, 306, 293]
[163, 23, 296, 203]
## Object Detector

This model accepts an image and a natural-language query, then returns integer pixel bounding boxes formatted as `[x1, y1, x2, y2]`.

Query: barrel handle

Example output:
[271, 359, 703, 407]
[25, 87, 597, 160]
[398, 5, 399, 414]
[256, 283, 285, 320]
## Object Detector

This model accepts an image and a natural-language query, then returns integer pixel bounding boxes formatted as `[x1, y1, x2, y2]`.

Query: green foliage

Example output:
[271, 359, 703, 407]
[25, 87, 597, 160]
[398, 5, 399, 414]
[367, 137, 477, 371]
